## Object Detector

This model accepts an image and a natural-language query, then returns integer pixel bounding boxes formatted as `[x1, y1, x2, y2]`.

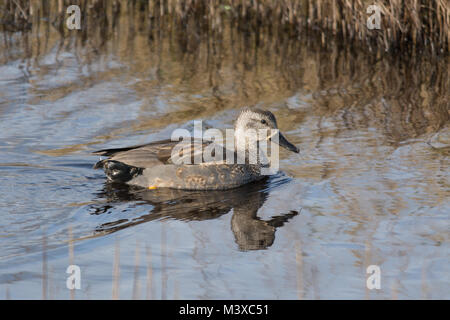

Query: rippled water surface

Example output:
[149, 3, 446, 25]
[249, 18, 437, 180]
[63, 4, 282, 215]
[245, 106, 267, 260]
[0, 11, 449, 299]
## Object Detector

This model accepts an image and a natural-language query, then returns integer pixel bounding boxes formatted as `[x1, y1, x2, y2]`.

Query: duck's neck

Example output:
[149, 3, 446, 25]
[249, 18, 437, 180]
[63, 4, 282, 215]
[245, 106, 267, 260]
[234, 128, 269, 165]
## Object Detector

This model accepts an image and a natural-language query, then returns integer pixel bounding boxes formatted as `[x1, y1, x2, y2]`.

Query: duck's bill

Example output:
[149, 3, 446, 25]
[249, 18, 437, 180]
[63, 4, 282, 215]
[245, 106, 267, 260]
[272, 131, 300, 153]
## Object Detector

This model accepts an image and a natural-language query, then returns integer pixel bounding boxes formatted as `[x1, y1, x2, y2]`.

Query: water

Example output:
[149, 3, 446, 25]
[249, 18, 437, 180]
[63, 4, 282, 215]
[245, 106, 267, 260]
[0, 13, 449, 299]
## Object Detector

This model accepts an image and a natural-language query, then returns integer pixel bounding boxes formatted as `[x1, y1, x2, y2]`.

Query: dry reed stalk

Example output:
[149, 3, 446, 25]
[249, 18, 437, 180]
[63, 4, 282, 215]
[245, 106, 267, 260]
[112, 238, 120, 300]
[145, 245, 153, 300]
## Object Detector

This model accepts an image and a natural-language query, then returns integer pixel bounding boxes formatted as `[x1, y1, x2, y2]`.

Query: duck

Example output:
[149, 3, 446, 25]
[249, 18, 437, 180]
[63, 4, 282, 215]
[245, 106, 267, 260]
[93, 108, 299, 190]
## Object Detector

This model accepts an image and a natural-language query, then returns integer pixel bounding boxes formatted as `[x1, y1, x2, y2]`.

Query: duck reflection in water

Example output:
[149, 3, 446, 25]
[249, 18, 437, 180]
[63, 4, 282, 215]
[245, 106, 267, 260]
[91, 177, 299, 251]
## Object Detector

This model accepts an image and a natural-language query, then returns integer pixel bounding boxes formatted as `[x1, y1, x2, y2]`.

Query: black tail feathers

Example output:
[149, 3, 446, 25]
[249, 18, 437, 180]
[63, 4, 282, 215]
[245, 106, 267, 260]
[94, 159, 143, 183]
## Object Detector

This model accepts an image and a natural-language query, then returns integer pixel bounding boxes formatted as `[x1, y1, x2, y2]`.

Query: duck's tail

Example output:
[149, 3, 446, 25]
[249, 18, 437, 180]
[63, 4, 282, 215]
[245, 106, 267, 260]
[93, 159, 142, 183]
[93, 159, 107, 170]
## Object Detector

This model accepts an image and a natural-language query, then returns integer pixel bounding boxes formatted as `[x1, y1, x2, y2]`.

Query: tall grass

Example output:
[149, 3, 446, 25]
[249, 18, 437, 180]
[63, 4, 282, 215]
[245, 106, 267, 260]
[0, 0, 448, 55]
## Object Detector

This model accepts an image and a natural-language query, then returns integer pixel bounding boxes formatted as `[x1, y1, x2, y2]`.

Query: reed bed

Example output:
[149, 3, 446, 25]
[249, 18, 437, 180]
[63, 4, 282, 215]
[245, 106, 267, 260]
[0, 0, 448, 55]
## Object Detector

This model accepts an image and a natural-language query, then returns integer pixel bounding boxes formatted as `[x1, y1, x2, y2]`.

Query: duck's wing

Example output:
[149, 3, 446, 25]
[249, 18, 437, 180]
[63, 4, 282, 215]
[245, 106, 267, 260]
[93, 138, 229, 169]
[92, 139, 174, 157]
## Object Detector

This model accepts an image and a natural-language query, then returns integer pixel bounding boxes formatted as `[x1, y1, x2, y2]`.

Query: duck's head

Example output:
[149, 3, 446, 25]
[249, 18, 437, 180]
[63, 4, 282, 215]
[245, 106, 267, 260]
[234, 108, 300, 153]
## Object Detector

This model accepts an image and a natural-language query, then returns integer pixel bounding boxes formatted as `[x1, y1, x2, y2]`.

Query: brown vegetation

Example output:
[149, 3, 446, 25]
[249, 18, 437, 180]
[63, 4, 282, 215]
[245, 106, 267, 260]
[1, 0, 449, 55]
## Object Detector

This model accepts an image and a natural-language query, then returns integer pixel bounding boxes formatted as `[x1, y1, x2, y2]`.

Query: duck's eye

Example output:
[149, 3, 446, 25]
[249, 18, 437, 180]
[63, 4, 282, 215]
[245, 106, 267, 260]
[261, 119, 267, 125]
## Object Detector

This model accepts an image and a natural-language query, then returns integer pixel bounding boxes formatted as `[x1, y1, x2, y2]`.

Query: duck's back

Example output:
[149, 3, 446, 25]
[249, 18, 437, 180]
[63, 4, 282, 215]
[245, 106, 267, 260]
[93, 139, 264, 190]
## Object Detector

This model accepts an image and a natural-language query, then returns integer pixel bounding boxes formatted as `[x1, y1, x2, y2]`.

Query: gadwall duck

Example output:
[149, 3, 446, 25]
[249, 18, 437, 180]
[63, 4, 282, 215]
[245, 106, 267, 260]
[93, 108, 299, 190]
